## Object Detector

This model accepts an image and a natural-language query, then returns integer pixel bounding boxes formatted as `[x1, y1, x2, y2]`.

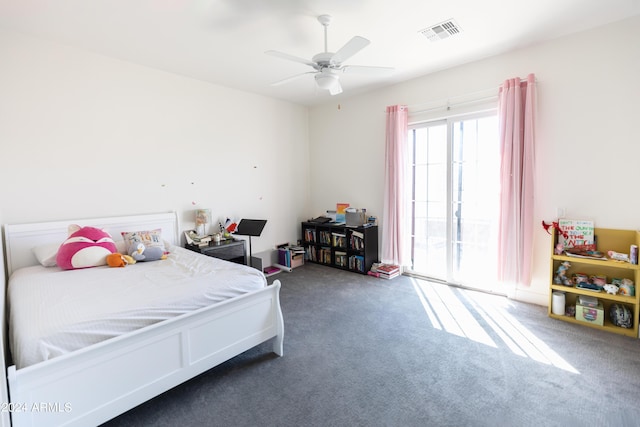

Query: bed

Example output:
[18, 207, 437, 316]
[0, 212, 284, 427]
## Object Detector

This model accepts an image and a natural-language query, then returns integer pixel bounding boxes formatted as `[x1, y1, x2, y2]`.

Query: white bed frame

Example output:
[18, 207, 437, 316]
[0, 212, 284, 427]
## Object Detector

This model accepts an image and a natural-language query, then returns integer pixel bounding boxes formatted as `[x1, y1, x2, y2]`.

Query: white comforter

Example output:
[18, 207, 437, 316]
[8, 245, 266, 369]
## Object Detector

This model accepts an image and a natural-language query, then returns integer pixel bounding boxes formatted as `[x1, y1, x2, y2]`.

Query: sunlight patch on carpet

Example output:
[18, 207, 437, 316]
[412, 278, 579, 374]
[412, 279, 496, 347]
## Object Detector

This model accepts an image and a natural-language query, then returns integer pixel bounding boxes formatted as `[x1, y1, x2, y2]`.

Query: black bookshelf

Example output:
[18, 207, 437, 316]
[301, 222, 378, 274]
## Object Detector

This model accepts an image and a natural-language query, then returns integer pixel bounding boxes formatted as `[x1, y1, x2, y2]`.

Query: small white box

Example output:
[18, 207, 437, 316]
[578, 295, 599, 308]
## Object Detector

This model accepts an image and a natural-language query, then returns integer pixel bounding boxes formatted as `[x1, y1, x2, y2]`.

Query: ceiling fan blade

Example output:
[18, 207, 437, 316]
[331, 36, 370, 64]
[342, 65, 395, 75]
[328, 80, 343, 96]
[271, 71, 316, 86]
[265, 50, 318, 68]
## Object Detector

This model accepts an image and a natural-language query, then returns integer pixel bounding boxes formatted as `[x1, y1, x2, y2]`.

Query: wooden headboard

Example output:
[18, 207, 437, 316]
[2, 211, 179, 277]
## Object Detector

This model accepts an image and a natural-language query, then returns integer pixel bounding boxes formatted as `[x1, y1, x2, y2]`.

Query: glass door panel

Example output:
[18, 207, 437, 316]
[410, 114, 500, 293]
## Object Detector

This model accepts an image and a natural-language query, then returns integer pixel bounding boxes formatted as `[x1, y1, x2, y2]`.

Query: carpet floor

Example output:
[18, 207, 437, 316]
[103, 263, 640, 427]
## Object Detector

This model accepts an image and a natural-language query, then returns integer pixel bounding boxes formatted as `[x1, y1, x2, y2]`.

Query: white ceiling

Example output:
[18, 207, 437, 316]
[1, 0, 639, 106]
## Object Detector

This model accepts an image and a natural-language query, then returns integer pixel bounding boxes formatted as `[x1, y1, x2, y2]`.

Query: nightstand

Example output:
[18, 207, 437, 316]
[185, 239, 246, 265]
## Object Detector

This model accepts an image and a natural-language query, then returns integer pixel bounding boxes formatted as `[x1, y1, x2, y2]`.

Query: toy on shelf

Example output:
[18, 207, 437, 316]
[554, 261, 572, 286]
[604, 284, 620, 295]
[618, 278, 636, 296]
[610, 304, 633, 328]
[608, 250, 630, 262]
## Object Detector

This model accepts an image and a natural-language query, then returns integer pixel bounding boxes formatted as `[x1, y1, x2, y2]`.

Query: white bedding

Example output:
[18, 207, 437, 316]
[8, 244, 267, 369]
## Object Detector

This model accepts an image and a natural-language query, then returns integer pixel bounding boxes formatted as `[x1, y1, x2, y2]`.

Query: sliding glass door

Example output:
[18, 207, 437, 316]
[408, 113, 500, 293]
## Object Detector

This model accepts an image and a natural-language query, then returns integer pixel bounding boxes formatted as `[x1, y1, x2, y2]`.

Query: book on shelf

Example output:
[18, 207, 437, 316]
[350, 231, 365, 251]
[564, 249, 606, 260]
[332, 232, 346, 248]
[558, 219, 595, 250]
[349, 255, 365, 272]
[304, 228, 316, 243]
[334, 251, 347, 267]
[319, 231, 332, 245]
[277, 245, 304, 270]
[278, 248, 291, 267]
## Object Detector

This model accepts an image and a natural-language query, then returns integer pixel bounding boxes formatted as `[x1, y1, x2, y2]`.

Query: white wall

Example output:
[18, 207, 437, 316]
[0, 30, 310, 254]
[2, 15, 639, 304]
[308, 15, 640, 305]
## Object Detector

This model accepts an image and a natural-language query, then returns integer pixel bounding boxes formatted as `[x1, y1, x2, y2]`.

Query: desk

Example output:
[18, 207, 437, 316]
[185, 239, 246, 265]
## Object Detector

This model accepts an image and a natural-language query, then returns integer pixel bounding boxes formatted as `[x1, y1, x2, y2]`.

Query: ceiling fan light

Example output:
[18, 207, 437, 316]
[315, 73, 339, 90]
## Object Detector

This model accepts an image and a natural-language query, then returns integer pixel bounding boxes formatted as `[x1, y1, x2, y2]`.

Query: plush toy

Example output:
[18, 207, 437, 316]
[603, 284, 619, 295]
[106, 253, 137, 267]
[107, 253, 126, 267]
[56, 225, 117, 270]
[619, 278, 635, 296]
[128, 242, 167, 262]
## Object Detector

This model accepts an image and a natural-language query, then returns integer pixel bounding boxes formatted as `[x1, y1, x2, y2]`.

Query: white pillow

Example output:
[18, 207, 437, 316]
[32, 243, 60, 267]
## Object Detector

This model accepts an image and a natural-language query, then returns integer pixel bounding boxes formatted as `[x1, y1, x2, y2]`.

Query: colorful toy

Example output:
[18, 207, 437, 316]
[603, 284, 619, 295]
[554, 261, 572, 286]
[56, 225, 117, 270]
[128, 242, 167, 262]
[618, 278, 635, 296]
[608, 251, 630, 262]
[106, 253, 137, 267]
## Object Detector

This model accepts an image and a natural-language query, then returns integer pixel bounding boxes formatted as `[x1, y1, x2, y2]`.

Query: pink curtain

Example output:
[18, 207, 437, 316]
[382, 105, 408, 266]
[497, 74, 536, 286]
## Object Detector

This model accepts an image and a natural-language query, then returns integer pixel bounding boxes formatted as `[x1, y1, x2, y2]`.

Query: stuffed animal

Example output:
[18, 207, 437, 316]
[107, 253, 126, 267]
[129, 242, 167, 262]
[56, 225, 117, 270]
[106, 253, 137, 267]
[603, 284, 619, 295]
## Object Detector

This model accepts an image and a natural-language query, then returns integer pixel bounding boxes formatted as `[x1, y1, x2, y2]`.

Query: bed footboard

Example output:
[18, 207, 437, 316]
[7, 280, 284, 427]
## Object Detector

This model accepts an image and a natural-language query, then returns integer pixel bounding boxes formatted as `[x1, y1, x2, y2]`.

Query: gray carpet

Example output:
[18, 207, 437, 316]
[103, 263, 640, 427]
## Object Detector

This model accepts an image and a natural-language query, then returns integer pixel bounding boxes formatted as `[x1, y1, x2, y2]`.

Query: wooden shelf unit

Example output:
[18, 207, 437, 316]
[549, 228, 640, 338]
[302, 222, 378, 274]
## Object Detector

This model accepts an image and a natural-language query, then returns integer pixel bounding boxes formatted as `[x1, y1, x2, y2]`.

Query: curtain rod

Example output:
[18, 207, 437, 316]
[403, 77, 537, 115]
[408, 94, 498, 116]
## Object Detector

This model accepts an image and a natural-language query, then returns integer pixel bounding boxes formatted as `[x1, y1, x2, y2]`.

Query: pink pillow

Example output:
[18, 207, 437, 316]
[56, 225, 117, 270]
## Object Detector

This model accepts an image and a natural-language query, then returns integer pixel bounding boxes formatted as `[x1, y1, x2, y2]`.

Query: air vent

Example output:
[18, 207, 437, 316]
[419, 19, 462, 42]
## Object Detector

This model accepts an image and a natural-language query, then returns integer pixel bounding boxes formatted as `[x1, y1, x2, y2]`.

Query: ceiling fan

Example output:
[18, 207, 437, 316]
[265, 15, 394, 96]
